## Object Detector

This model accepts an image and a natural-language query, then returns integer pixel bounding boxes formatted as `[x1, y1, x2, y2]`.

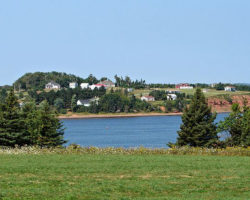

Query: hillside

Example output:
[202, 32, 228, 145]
[13, 71, 88, 90]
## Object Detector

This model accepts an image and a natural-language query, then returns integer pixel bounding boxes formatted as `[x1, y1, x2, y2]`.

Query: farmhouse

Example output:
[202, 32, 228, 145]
[45, 81, 61, 89]
[80, 83, 89, 89]
[98, 80, 115, 88]
[176, 83, 193, 90]
[69, 82, 78, 89]
[224, 86, 236, 92]
[141, 96, 155, 102]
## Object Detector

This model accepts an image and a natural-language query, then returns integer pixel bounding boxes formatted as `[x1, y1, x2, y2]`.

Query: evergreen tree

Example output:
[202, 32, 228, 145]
[218, 103, 250, 147]
[35, 101, 66, 147]
[71, 95, 77, 112]
[176, 88, 218, 147]
[0, 90, 28, 147]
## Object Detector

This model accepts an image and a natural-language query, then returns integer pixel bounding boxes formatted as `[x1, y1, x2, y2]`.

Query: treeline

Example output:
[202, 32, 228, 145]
[75, 91, 157, 113]
[28, 87, 106, 113]
[14, 72, 99, 90]
[114, 75, 146, 89]
[0, 90, 65, 147]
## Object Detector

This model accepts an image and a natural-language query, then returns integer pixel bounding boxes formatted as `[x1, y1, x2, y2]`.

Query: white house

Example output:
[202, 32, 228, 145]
[141, 96, 155, 102]
[127, 88, 134, 92]
[69, 82, 78, 89]
[80, 83, 89, 89]
[45, 81, 61, 89]
[77, 99, 91, 107]
[167, 94, 177, 100]
[224, 86, 236, 92]
[77, 97, 99, 107]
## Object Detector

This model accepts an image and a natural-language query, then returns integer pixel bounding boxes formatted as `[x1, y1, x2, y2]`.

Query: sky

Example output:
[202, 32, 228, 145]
[0, 0, 249, 85]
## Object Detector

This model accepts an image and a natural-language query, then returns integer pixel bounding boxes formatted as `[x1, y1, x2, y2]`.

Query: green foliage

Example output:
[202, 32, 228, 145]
[0, 88, 7, 103]
[215, 82, 225, 90]
[218, 103, 250, 147]
[13, 71, 96, 90]
[0, 91, 66, 147]
[71, 94, 77, 112]
[114, 75, 146, 89]
[0, 90, 28, 147]
[176, 88, 218, 147]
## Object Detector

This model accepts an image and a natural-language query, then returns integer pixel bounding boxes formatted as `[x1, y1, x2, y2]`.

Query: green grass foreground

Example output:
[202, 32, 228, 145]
[0, 147, 249, 200]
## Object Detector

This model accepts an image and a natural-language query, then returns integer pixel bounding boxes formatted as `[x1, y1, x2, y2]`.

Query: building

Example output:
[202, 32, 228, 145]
[141, 96, 155, 102]
[127, 88, 134, 92]
[167, 94, 177, 100]
[77, 97, 99, 107]
[45, 81, 61, 89]
[224, 86, 236, 92]
[90, 84, 107, 90]
[80, 83, 89, 89]
[176, 83, 193, 89]
[69, 82, 78, 89]
[98, 80, 115, 88]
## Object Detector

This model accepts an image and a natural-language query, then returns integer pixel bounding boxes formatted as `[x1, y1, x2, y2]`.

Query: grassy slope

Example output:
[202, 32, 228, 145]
[0, 154, 249, 200]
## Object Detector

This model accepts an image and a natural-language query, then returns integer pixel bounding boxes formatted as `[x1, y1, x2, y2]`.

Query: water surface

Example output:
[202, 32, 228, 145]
[63, 113, 228, 148]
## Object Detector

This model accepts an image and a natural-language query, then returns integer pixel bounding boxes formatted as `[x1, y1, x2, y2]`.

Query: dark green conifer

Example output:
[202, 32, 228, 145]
[0, 90, 28, 147]
[176, 88, 218, 147]
[36, 101, 66, 147]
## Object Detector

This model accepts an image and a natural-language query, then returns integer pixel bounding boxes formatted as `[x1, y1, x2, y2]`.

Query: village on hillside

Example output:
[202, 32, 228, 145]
[1, 72, 249, 115]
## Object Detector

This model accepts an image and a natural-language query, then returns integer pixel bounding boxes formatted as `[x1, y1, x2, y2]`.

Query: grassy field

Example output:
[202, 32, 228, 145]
[0, 153, 249, 199]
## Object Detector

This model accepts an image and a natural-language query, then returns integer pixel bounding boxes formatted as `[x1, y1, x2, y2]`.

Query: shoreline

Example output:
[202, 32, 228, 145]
[58, 111, 229, 119]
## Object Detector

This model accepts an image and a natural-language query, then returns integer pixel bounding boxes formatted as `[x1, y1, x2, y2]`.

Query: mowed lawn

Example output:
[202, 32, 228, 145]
[0, 154, 249, 200]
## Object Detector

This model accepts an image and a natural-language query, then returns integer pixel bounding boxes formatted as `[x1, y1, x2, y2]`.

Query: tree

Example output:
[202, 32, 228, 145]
[54, 98, 64, 112]
[35, 101, 66, 147]
[71, 95, 77, 112]
[176, 88, 218, 147]
[218, 103, 250, 147]
[0, 90, 28, 147]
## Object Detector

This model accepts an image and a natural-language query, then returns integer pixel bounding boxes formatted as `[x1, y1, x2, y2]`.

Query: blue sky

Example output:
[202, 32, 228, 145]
[0, 0, 249, 85]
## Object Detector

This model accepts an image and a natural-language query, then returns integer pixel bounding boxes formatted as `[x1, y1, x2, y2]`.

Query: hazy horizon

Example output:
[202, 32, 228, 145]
[1, 1, 250, 85]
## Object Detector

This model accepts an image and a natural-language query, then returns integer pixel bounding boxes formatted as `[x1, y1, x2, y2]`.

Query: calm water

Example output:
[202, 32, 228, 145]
[63, 113, 229, 148]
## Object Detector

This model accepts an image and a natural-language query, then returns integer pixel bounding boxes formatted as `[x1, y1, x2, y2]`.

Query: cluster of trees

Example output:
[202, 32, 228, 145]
[148, 84, 175, 88]
[215, 82, 250, 91]
[0, 90, 65, 147]
[173, 88, 249, 148]
[14, 72, 100, 91]
[114, 75, 146, 89]
[75, 91, 156, 113]
[28, 87, 106, 113]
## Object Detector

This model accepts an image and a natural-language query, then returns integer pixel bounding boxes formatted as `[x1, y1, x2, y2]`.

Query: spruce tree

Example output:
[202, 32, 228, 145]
[176, 88, 218, 147]
[0, 90, 28, 147]
[36, 101, 66, 147]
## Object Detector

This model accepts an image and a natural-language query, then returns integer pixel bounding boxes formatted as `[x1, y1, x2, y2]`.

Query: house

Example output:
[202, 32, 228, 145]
[45, 81, 61, 89]
[77, 97, 100, 107]
[90, 84, 107, 90]
[69, 82, 78, 89]
[98, 80, 115, 88]
[141, 96, 155, 102]
[167, 94, 177, 100]
[176, 83, 193, 90]
[127, 88, 134, 92]
[80, 83, 89, 89]
[224, 86, 236, 92]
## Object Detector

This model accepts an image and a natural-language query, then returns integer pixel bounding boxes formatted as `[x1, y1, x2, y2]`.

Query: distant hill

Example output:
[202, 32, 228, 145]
[13, 71, 88, 90]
